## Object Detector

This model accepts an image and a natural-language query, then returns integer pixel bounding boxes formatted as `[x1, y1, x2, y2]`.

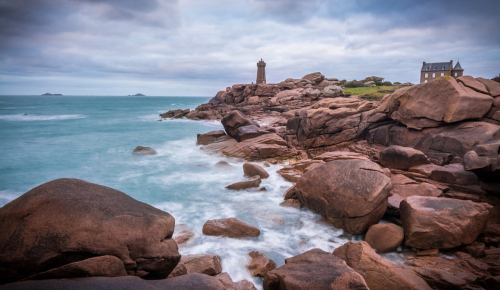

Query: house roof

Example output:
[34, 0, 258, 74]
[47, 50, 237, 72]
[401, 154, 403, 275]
[421, 62, 451, 72]
[453, 61, 464, 71]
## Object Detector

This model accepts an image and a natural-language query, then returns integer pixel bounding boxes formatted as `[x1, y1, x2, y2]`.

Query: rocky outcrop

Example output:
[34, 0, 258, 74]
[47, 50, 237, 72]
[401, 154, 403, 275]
[400, 196, 492, 249]
[202, 218, 260, 238]
[295, 159, 391, 234]
[364, 223, 404, 252]
[334, 241, 432, 290]
[0, 179, 180, 284]
[379, 145, 429, 170]
[464, 139, 500, 192]
[226, 176, 262, 190]
[132, 146, 157, 155]
[246, 251, 277, 277]
[160, 108, 190, 119]
[263, 248, 369, 290]
[378, 76, 494, 130]
[221, 110, 259, 139]
[168, 254, 222, 278]
[243, 163, 269, 179]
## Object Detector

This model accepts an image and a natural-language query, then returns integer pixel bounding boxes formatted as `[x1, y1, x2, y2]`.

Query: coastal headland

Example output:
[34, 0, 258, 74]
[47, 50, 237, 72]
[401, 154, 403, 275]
[1, 74, 500, 289]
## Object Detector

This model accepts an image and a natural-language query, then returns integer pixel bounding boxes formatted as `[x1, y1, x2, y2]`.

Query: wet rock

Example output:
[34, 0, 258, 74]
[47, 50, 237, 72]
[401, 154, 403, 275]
[378, 77, 493, 130]
[132, 146, 157, 155]
[202, 218, 260, 238]
[173, 229, 195, 246]
[400, 196, 492, 249]
[0, 274, 228, 290]
[197, 130, 227, 145]
[333, 241, 432, 290]
[365, 223, 404, 252]
[416, 249, 440, 257]
[279, 199, 301, 209]
[243, 163, 269, 179]
[283, 185, 297, 200]
[0, 178, 180, 284]
[295, 159, 391, 234]
[226, 175, 261, 190]
[168, 254, 222, 278]
[215, 160, 232, 168]
[160, 108, 190, 119]
[263, 248, 369, 290]
[216, 272, 257, 290]
[246, 251, 277, 277]
[379, 145, 429, 170]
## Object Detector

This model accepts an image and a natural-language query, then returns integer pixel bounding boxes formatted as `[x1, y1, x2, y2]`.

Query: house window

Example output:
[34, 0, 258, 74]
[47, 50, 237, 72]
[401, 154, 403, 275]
[425, 80, 428, 83]
[432, 73, 436, 78]
[425, 73, 428, 78]
[455, 72, 458, 76]
[441, 73, 444, 76]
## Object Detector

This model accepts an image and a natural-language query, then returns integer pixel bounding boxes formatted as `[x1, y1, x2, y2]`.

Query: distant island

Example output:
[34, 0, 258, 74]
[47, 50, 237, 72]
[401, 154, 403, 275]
[42, 93, 63, 96]
[129, 93, 145, 96]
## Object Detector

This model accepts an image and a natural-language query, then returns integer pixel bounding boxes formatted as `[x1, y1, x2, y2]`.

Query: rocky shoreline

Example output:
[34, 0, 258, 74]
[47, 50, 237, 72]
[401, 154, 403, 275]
[1, 74, 499, 289]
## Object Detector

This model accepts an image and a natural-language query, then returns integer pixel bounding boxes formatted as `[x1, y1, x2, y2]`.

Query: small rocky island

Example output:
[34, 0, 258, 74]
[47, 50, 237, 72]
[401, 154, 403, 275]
[41, 93, 63, 96]
[129, 93, 145, 96]
[2, 73, 499, 289]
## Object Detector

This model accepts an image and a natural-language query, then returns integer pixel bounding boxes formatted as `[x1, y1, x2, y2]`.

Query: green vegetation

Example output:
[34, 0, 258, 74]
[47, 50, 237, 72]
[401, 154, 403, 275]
[343, 86, 402, 100]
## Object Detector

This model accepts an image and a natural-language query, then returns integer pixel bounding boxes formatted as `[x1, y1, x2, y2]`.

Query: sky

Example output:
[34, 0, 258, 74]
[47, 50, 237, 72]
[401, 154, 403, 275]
[0, 0, 499, 96]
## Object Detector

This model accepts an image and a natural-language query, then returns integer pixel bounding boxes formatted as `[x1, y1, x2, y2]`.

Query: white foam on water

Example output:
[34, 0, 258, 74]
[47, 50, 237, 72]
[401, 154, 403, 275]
[0, 114, 87, 121]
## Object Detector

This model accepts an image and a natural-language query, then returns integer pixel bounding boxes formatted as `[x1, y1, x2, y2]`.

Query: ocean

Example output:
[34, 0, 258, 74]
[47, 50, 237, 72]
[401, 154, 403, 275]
[0, 95, 400, 288]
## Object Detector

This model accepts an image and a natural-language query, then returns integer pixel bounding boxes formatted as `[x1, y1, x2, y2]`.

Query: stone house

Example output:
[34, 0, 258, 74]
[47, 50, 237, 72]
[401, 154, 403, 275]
[420, 60, 463, 83]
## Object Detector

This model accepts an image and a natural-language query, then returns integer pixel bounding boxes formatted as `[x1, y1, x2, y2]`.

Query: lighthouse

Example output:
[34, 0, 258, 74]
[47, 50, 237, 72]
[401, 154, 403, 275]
[256, 59, 266, 84]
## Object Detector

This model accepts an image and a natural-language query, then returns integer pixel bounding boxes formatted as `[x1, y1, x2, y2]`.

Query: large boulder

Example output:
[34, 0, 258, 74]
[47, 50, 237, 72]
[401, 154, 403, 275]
[0, 179, 180, 284]
[379, 145, 429, 170]
[221, 110, 257, 139]
[378, 77, 493, 130]
[202, 218, 260, 238]
[322, 85, 344, 98]
[365, 223, 404, 252]
[235, 125, 269, 142]
[400, 196, 492, 249]
[295, 159, 392, 234]
[0, 273, 228, 290]
[463, 139, 500, 185]
[263, 248, 369, 290]
[333, 241, 432, 290]
[301, 72, 325, 85]
[477, 77, 500, 97]
[243, 163, 269, 179]
[429, 163, 479, 185]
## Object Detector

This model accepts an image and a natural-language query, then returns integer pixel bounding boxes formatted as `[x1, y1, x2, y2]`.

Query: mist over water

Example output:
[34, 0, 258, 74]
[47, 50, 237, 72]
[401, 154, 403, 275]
[0, 95, 402, 288]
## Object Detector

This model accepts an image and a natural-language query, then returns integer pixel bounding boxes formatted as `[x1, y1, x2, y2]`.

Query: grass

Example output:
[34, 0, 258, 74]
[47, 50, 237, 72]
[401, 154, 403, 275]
[343, 86, 402, 100]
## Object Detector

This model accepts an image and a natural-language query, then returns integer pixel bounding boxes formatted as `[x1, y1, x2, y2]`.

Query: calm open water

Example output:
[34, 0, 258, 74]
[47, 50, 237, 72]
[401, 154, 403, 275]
[0, 95, 403, 288]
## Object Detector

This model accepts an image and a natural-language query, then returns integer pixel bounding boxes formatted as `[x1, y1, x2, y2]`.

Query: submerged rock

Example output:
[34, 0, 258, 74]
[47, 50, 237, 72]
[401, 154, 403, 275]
[0, 178, 180, 284]
[132, 145, 157, 155]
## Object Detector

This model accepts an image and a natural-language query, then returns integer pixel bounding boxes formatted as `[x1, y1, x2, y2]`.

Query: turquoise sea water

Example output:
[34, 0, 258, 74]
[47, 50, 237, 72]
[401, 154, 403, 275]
[0, 95, 400, 287]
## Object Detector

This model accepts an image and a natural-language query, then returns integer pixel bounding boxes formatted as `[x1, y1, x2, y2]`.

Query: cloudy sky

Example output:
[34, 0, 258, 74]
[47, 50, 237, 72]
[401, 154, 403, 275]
[1, 0, 499, 96]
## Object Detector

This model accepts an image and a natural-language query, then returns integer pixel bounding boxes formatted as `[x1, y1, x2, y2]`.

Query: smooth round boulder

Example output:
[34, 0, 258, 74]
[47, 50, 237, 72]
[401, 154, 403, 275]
[379, 145, 429, 170]
[295, 159, 392, 234]
[365, 223, 404, 252]
[202, 218, 260, 238]
[0, 178, 180, 284]
[243, 163, 269, 179]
